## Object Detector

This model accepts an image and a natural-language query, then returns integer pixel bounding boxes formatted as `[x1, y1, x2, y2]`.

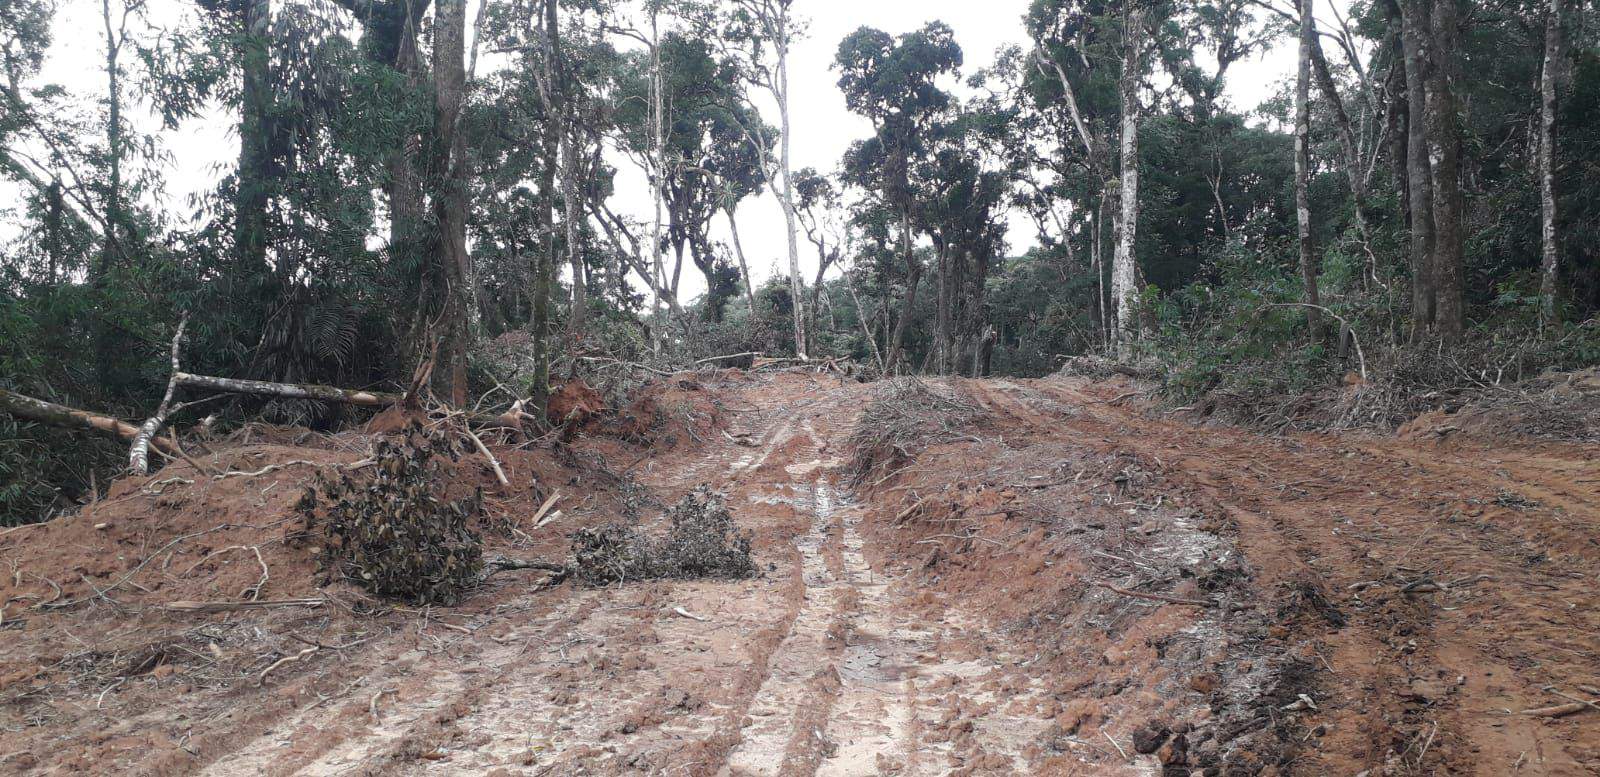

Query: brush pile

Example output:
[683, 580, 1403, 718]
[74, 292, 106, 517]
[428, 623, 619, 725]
[295, 424, 484, 604]
[570, 486, 754, 585]
[846, 377, 982, 485]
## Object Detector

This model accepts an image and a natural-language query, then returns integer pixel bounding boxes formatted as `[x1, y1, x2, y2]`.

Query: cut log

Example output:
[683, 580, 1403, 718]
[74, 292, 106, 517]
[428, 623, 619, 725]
[0, 388, 179, 457]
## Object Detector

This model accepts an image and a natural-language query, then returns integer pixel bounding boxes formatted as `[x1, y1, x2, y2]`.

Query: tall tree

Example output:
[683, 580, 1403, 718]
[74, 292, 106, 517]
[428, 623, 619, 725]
[1395, 0, 1436, 339]
[1425, 0, 1465, 340]
[434, 0, 470, 405]
[724, 0, 807, 357]
[1110, 1, 1147, 352]
[836, 22, 962, 372]
[1293, 0, 1323, 338]
[1538, 0, 1568, 323]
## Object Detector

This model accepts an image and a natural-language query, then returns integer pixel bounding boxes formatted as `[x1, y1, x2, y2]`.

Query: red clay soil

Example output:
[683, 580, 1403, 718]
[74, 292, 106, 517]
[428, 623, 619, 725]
[0, 370, 1594, 775]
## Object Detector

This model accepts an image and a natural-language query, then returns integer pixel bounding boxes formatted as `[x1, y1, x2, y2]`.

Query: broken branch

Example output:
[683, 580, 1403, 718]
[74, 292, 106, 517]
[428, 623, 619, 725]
[1092, 580, 1215, 608]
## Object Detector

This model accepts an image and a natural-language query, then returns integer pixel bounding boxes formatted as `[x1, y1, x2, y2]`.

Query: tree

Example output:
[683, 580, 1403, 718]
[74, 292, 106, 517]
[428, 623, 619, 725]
[1110, 0, 1148, 352]
[1425, 0, 1464, 340]
[712, 0, 806, 356]
[836, 22, 962, 372]
[1293, 0, 1323, 339]
[433, 0, 470, 406]
[1395, 0, 1436, 339]
[1539, 0, 1569, 323]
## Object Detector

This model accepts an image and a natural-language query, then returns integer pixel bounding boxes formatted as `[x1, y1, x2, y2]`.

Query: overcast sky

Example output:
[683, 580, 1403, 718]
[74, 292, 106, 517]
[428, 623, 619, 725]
[9, 0, 1323, 302]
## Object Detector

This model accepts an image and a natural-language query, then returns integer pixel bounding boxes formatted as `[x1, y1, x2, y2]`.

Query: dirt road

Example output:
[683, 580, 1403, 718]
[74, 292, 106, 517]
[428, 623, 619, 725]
[3, 371, 1596, 775]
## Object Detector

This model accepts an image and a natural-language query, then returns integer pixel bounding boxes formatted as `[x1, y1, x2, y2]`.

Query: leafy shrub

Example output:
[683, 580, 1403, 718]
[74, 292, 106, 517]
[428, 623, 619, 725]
[296, 424, 484, 604]
[569, 486, 754, 585]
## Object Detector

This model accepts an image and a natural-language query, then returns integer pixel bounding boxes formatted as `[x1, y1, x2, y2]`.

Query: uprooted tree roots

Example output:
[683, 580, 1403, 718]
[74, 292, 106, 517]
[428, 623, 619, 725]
[570, 486, 755, 586]
[847, 377, 983, 485]
[295, 424, 485, 605]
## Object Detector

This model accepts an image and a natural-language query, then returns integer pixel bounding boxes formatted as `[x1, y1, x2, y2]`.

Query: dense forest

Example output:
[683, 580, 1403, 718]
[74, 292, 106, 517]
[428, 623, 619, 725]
[3, 0, 1598, 524]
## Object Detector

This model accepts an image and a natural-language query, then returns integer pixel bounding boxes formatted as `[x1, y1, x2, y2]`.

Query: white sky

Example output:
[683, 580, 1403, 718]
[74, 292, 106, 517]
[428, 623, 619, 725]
[7, 0, 1324, 303]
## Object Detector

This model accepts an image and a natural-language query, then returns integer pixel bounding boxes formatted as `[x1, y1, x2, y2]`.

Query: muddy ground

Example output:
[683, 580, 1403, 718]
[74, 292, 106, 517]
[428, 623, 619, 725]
[1, 370, 1596, 775]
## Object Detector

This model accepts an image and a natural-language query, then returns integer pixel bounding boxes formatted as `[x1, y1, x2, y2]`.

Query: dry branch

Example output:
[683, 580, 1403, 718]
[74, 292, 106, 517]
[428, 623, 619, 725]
[1092, 580, 1215, 607]
[462, 426, 510, 488]
[1521, 702, 1595, 718]
[161, 598, 326, 613]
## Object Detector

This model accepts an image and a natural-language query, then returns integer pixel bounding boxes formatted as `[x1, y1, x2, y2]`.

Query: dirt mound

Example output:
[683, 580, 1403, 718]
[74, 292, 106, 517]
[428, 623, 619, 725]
[845, 377, 982, 485]
[609, 374, 729, 446]
[851, 380, 1331, 774]
[0, 444, 346, 614]
[547, 378, 607, 427]
[1398, 366, 1600, 442]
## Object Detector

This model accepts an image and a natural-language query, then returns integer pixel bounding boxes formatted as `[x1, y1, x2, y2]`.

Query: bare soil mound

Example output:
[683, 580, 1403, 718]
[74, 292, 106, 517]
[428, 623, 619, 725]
[1399, 366, 1600, 443]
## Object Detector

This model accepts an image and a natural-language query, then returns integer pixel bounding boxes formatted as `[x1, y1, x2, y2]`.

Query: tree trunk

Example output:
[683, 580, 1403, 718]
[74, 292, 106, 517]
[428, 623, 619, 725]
[725, 205, 759, 319]
[563, 125, 587, 340]
[1111, 5, 1146, 355]
[1426, 0, 1465, 341]
[935, 240, 952, 374]
[1295, 0, 1324, 339]
[774, 5, 807, 359]
[1307, 16, 1379, 285]
[841, 263, 885, 372]
[173, 373, 402, 406]
[648, 10, 667, 352]
[1, 389, 180, 457]
[529, 0, 560, 409]
[1538, 0, 1566, 324]
[129, 318, 188, 474]
[389, 2, 427, 276]
[1397, 0, 1436, 340]
[236, 0, 271, 275]
[1094, 195, 1110, 349]
[433, 0, 470, 406]
[884, 210, 918, 373]
[1384, 28, 1410, 230]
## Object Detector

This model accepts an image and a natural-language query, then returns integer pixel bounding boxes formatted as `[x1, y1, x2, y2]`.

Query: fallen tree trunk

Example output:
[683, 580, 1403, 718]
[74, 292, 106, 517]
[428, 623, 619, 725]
[129, 316, 188, 475]
[0, 388, 180, 457]
[172, 373, 402, 407]
[172, 372, 538, 431]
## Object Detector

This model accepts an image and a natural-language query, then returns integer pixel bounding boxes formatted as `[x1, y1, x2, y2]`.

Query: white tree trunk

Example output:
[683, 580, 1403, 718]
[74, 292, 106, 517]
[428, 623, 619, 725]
[649, 10, 668, 351]
[129, 317, 188, 474]
[775, 7, 808, 360]
[1539, 0, 1565, 323]
[1111, 6, 1146, 354]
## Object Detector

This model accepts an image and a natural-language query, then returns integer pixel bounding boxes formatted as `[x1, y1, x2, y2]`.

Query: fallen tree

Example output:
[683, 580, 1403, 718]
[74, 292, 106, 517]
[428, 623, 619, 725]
[0, 388, 180, 458]
[5, 321, 535, 478]
[4, 377, 535, 477]
[171, 373, 403, 407]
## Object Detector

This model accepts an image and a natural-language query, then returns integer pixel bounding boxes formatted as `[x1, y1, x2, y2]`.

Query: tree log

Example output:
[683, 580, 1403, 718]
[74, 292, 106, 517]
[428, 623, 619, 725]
[171, 372, 535, 431]
[172, 373, 403, 407]
[0, 388, 179, 456]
